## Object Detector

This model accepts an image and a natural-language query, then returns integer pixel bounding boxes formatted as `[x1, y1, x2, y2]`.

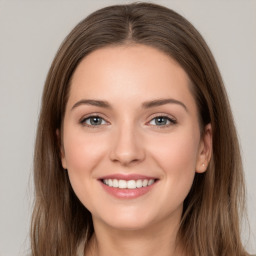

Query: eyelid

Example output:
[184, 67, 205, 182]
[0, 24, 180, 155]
[146, 113, 177, 127]
[79, 113, 110, 127]
[78, 112, 177, 128]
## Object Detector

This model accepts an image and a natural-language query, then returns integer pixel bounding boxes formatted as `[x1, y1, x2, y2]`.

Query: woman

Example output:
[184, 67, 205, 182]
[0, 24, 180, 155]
[31, 2, 249, 256]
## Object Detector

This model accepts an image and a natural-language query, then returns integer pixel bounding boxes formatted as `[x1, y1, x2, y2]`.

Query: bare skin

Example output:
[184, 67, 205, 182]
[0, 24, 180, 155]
[61, 44, 212, 256]
[84, 217, 185, 256]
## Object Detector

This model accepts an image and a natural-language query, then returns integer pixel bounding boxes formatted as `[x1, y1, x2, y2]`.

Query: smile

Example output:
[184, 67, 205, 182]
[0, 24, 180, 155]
[102, 179, 156, 189]
[99, 174, 159, 199]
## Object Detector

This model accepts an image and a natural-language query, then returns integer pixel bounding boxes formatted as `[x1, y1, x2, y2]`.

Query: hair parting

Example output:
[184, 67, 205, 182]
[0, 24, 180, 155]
[31, 3, 248, 256]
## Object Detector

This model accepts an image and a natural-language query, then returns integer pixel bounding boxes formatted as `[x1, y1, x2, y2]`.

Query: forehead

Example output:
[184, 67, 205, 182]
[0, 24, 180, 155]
[68, 44, 196, 111]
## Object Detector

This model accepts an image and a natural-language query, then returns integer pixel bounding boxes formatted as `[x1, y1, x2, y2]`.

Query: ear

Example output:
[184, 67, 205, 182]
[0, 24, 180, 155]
[196, 123, 212, 173]
[56, 129, 67, 169]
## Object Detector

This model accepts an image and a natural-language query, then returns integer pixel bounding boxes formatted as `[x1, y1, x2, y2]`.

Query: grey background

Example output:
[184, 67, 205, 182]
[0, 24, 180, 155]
[0, 1, 255, 255]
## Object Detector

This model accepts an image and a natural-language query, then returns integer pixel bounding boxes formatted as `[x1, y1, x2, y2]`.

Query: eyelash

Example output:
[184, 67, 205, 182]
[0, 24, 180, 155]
[80, 114, 108, 128]
[147, 114, 177, 128]
[80, 114, 177, 128]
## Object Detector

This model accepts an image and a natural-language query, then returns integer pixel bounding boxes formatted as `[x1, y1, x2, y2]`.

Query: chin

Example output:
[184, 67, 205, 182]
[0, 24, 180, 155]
[103, 218, 152, 231]
[93, 207, 156, 231]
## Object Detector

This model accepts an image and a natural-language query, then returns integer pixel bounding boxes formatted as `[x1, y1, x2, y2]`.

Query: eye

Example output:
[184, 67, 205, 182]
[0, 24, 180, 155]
[149, 116, 176, 127]
[81, 116, 107, 127]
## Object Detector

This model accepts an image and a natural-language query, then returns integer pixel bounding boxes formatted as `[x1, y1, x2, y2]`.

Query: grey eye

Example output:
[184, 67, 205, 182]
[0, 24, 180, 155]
[83, 116, 107, 126]
[149, 116, 176, 126]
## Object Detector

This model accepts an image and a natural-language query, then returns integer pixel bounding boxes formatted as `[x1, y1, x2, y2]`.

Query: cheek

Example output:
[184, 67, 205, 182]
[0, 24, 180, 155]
[150, 130, 199, 169]
[62, 129, 108, 199]
[148, 129, 200, 197]
[63, 130, 106, 172]
[62, 131, 110, 215]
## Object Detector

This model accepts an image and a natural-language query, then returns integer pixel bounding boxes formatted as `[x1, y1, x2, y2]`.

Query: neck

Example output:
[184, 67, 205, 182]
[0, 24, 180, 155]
[85, 215, 185, 256]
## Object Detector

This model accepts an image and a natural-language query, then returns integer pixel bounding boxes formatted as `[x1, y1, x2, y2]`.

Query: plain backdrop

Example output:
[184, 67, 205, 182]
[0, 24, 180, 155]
[0, 1, 255, 255]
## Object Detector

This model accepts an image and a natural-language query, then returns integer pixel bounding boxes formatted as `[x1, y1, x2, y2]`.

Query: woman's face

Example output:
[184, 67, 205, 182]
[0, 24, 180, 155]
[61, 44, 211, 231]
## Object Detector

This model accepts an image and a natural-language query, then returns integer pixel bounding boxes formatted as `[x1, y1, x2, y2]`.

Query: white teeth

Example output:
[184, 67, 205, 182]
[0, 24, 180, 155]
[136, 179, 143, 188]
[103, 178, 156, 189]
[112, 179, 118, 188]
[148, 179, 154, 185]
[127, 180, 136, 189]
[142, 179, 148, 187]
[119, 180, 127, 188]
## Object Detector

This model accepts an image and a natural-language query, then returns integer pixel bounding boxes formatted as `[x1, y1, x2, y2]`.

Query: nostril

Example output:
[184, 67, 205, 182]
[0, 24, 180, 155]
[109, 134, 146, 165]
[109, 151, 146, 166]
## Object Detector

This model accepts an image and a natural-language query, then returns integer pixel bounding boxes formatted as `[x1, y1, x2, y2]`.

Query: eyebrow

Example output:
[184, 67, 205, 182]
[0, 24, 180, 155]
[142, 98, 188, 111]
[71, 98, 187, 112]
[71, 99, 111, 110]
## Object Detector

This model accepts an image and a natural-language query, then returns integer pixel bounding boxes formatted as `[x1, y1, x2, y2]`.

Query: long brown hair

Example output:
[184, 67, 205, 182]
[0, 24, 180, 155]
[31, 3, 248, 256]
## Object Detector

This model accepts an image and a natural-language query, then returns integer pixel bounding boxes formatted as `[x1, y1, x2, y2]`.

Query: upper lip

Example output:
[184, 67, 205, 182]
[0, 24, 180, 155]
[98, 174, 158, 181]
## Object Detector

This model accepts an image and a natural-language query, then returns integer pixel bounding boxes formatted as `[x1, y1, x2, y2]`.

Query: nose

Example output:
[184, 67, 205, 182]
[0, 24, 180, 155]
[109, 123, 145, 166]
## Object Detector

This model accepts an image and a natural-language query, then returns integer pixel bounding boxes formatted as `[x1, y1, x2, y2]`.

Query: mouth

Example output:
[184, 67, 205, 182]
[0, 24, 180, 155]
[98, 175, 159, 199]
[101, 178, 157, 189]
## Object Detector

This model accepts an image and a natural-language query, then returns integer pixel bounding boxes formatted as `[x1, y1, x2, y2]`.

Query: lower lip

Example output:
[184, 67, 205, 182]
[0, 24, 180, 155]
[100, 181, 157, 199]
